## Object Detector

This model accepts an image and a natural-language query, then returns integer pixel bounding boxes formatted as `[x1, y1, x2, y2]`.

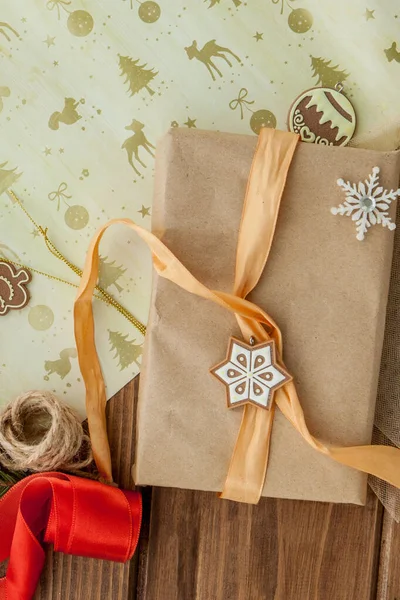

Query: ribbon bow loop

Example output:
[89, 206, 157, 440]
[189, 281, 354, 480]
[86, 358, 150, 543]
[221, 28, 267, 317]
[0, 473, 142, 600]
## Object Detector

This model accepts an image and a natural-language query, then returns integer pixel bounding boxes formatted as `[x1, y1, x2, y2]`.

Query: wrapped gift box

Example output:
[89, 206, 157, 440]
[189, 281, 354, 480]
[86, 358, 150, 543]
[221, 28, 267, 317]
[133, 128, 400, 503]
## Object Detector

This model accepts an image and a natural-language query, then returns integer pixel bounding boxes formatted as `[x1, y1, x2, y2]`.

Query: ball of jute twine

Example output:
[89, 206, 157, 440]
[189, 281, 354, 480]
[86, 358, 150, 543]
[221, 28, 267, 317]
[0, 391, 92, 472]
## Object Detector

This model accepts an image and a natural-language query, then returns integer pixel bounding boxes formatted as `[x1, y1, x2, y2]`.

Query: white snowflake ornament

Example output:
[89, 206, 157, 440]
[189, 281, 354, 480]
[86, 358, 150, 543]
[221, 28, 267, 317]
[331, 167, 399, 241]
[210, 338, 292, 410]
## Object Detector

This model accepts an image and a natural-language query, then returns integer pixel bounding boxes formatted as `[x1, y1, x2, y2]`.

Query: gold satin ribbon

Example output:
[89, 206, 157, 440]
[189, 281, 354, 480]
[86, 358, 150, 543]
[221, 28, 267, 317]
[74, 128, 400, 503]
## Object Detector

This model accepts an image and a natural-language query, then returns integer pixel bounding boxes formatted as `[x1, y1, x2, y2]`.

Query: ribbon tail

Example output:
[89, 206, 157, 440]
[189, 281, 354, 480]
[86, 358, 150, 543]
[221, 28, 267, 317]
[329, 445, 400, 487]
[74, 230, 112, 482]
[277, 384, 400, 488]
[220, 403, 275, 503]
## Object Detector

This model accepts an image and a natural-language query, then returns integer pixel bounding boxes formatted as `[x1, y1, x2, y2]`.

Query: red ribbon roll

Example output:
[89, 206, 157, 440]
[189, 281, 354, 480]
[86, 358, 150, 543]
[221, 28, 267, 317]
[0, 472, 142, 600]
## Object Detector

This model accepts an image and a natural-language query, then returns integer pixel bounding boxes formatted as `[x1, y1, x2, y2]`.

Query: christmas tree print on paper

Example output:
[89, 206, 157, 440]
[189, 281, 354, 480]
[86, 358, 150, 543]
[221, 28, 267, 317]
[185, 40, 241, 81]
[109, 330, 143, 370]
[385, 42, 400, 63]
[118, 55, 157, 97]
[99, 256, 126, 293]
[0, 162, 21, 196]
[310, 56, 349, 88]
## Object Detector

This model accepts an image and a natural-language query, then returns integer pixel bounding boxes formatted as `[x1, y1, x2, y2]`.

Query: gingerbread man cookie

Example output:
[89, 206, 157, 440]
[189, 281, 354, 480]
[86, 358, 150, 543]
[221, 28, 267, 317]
[0, 261, 31, 316]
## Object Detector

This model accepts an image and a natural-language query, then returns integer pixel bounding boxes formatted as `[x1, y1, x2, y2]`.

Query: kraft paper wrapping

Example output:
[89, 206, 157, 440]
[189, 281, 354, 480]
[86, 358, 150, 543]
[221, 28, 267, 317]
[134, 128, 400, 503]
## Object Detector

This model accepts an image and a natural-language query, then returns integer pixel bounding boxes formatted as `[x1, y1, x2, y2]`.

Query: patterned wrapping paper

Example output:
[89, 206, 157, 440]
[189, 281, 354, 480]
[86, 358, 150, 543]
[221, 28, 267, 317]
[0, 0, 399, 417]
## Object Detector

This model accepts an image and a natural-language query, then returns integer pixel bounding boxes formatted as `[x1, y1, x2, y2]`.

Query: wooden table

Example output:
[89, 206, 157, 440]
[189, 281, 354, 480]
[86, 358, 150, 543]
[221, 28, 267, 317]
[34, 378, 400, 600]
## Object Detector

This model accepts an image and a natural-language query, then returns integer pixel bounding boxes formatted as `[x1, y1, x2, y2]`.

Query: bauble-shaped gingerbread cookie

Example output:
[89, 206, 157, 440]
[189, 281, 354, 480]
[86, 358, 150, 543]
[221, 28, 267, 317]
[288, 86, 356, 146]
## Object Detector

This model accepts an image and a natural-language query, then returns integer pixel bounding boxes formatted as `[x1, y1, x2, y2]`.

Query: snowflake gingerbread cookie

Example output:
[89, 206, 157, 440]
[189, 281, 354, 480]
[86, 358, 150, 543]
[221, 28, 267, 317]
[331, 167, 400, 241]
[211, 337, 291, 410]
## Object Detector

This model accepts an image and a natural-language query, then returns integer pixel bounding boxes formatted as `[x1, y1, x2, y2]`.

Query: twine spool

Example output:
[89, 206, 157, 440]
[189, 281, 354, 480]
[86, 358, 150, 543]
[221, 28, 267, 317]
[0, 391, 92, 472]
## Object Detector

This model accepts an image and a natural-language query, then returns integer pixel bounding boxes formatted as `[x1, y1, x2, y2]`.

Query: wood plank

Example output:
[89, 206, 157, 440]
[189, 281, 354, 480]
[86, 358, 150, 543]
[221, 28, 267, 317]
[377, 510, 400, 600]
[35, 376, 140, 600]
[141, 486, 382, 600]
[135, 486, 153, 600]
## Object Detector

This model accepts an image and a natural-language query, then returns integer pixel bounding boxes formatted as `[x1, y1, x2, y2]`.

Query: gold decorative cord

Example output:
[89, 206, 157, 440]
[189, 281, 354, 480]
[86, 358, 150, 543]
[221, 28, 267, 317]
[0, 256, 105, 301]
[5, 189, 146, 336]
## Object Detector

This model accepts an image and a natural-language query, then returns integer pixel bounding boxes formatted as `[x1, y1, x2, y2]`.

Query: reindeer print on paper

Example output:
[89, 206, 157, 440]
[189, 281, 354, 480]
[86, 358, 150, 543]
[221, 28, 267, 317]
[48, 98, 82, 130]
[185, 39, 241, 81]
[122, 120, 155, 177]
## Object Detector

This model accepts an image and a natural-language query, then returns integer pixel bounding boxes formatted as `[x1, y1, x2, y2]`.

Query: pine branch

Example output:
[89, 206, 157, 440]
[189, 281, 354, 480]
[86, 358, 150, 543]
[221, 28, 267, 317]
[0, 468, 27, 498]
[0, 468, 102, 498]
